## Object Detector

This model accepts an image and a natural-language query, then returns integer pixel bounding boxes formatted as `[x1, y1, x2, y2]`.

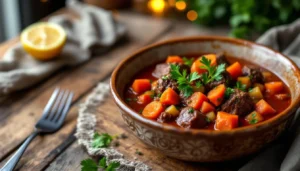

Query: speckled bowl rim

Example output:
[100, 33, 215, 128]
[111, 36, 300, 137]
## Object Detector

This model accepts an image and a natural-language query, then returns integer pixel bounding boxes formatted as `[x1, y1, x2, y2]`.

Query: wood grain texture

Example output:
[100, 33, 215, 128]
[0, 10, 171, 170]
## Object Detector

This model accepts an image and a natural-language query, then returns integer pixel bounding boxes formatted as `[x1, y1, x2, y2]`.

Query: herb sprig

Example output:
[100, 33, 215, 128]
[235, 81, 246, 91]
[170, 64, 201, 97]
[81, 157, 120, 171]
[199, 57, 226, 84]
[183, 57, 194, 67]
[92, 133, 113, 148]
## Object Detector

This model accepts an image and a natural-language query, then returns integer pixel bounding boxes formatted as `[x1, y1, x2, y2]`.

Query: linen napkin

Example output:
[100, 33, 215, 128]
[239, 19, 300, 171]
[0, 0, 126, 95]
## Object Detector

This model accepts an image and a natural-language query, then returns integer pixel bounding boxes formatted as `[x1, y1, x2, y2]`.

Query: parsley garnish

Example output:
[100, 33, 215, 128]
[199, 56, 226, 84]
[170, 64, 201, 97]
[92, 133, 113, 148]
[81, 157, 120, 171]
[225, 88, 235, 98]
[162, 75, 169, 80]
[249, 112, 258, 124]
[183, 57, 194, 67]
[235, 81, 246, 91]
[188, 108, 194, 113]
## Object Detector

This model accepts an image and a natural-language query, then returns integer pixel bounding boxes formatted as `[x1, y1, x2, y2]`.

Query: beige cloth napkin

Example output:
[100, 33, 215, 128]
[0, 0, 126, 95]
[240, 18, 300, 171]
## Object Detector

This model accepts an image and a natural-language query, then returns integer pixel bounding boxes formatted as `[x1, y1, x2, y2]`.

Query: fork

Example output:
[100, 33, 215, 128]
[0, 88, 74, 171]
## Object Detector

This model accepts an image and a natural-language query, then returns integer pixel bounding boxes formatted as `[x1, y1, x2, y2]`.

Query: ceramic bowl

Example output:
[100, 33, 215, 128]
[110, 36, 300, 162]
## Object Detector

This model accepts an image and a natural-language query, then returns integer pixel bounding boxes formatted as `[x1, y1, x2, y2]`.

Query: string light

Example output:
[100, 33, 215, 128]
[175, 1, 186, 11]
[187, 10, 198, 21]
[148, 0, 166, 14]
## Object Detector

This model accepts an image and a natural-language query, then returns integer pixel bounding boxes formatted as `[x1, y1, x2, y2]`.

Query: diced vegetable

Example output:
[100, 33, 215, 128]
[201, 101, 215, 114]
[166, 56, 183, 64]
[191, 54, 217, 74]
[151, 80, 158, 90]
[165, 105, 180, 117]
[245, 111, 264, 125]
[226, 62, 242, 79]
[237, 76, 251, 89]
[207, 84, 226, 106]
[160, 88, 179, 105]
[142, 101, 164, 119]
[265, 82, 284, 95]
[206, 111, 216, 122]
[132, 79, 151, 94]
[192, 85, 205, 93]
[253, 83, 265, 92]
[249, 87, 263, 100]
[188, 92, 208, 110]
[215, 111, 239, 130]
[275, 94, 290, 100]
[262, 71, 272, 81]
[138, 91, 154, 105]
[255, 99, 276, 115]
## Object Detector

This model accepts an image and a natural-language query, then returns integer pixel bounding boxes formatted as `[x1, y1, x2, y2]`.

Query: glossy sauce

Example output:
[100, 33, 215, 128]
[124, 55, 291, 129]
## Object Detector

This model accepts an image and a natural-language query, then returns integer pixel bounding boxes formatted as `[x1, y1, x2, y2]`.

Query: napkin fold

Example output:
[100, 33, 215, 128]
[240, 19, 300, 171]
[0, 0, 126, 95]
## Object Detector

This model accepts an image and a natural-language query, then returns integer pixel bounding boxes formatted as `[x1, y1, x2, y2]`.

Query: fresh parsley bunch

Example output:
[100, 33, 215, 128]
[181, 0, 300, 38]
[81, 157, 120, 171]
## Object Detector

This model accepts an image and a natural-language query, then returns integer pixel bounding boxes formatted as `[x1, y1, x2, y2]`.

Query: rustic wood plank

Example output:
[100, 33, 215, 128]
[0, 11, 172, 170]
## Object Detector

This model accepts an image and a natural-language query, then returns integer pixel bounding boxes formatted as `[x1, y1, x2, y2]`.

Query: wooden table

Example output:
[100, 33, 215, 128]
[0, 9, 245, 171]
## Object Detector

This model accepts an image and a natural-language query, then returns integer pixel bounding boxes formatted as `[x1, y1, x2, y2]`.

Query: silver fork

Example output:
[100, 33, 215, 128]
[0, 88, 74, 171]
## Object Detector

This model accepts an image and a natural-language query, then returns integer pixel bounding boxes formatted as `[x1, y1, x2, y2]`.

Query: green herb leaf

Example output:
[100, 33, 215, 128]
[199, 57, 225, 84]
[235, 81, 247, 91]
[170, 64, 200, 97]
[188, 108, 194, 113]
[183, 57, 194, 67]
[81, 159, 98, 171]
[249, 112, 258, 124]
[195, 81, 202, 88]
[99, 157, 107, 169]
[105, 162, 121, 171]
[92, 133, 113, 148]
[225, 88, 235, 98]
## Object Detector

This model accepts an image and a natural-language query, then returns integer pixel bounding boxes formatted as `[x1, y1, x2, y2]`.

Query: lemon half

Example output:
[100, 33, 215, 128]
[20, 22, 67, 60]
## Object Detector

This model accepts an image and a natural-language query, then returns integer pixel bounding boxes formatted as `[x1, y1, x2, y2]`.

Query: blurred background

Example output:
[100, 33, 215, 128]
[0, 0, 299, 43]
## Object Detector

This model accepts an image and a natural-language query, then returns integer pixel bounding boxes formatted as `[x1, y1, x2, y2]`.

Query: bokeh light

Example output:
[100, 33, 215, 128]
[168, 0, 176, 7]
[148, 0, 166, 14]
[187, 10, 198, 21]
[175, 1, 186, 11]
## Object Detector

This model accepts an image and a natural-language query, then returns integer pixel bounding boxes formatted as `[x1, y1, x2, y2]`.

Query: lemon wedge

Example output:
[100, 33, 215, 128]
[20, 22, 67, 60]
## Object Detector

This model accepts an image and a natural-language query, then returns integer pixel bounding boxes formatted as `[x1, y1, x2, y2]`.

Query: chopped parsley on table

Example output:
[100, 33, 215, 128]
[81, 157, 120, 171]
[92, 133, 113, 148]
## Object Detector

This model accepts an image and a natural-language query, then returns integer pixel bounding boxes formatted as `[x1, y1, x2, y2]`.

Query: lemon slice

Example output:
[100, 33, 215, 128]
[20, 22, 67, 60]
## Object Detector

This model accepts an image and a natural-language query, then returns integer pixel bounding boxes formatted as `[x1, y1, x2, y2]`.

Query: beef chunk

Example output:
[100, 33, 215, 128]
[216, 53, 229, 66]
[152, 64, 190, 94]
[221, 89, 254, 116]
[157, 112, 175, 123]
[205, 71, 233, 92]
[176, 107, 207, 128]
[152, 63, 170, 78]
[242, 66, 264, 84]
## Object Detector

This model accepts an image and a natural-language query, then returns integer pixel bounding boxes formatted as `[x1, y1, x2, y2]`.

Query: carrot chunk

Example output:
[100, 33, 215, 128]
[132, 79, 151, 94]
[207, 84, 226, 106]
[166, 56, 183, 64]
[160, 88, 179, 105]
[142, 101, 164, 119]
[226, 62, 242, 79]
[138, 91, 154, 105]
[255, 99, 276, 116]
[191, 54, 217, 74]
[188, 92, 208, 110]
[215, 111, 239, 130]
[201, 101, 215, 114]
[265, 81, 284, 95]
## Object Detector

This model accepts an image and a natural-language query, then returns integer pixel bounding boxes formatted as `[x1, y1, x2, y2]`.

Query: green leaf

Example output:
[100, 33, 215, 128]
[230, 13, 251, 27]
[92, 133, 113, 148]
[81, 159, 98, 171]
[199, 56, 225, 84]
[225, 88, 234, 98]
[99, 157, 107, 169]
[183, 57, 194, 67]
[169, 64, 194, 97]
[214, 6, 226, 19]
[189, 72, 201, 82]
[235, 81, 247, 91]
[105, 162, 121, 171]
[195, 81, 202, 88]
[229, 26, 249, 38]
